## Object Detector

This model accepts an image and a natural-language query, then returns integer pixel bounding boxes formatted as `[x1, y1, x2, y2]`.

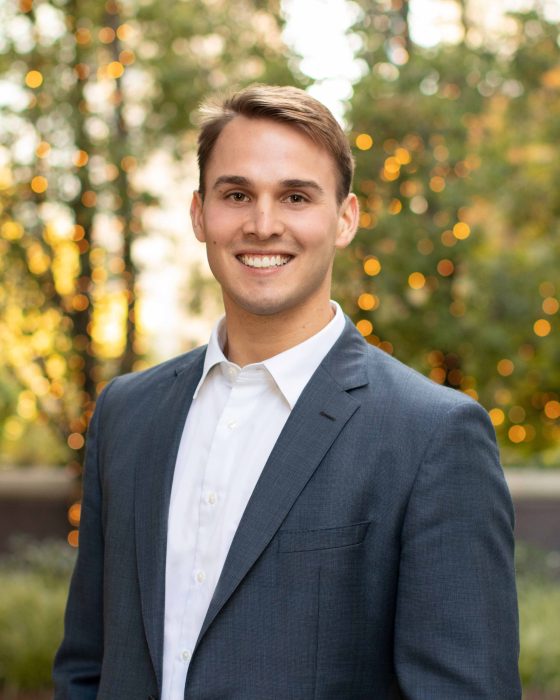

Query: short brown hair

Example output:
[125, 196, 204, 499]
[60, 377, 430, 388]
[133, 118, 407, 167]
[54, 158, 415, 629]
[196, 84, 354, 204]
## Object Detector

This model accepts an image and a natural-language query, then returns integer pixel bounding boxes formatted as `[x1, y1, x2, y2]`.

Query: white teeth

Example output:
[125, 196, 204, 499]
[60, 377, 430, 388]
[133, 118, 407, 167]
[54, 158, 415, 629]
[239, 254, 291, 268]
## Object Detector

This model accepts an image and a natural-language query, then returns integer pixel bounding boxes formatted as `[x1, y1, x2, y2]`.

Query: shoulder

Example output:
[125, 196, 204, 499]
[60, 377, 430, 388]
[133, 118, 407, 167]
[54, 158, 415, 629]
[99, 345, 207, 410]
[355, 342, 495, 452]
[363, 342, 476, 415]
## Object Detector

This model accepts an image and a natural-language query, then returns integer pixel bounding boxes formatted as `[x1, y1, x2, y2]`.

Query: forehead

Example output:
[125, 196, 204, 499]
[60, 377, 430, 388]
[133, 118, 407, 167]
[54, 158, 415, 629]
[206, 116, 338, 191]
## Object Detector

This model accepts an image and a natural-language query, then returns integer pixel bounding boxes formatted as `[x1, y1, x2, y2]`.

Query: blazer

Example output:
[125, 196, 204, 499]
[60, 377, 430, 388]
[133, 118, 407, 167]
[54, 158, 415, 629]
[53, 319, 521, 699]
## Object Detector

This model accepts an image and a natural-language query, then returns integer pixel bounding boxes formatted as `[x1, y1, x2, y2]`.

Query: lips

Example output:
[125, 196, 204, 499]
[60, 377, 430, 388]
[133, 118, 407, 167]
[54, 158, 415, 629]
[237, 254, 292, 269]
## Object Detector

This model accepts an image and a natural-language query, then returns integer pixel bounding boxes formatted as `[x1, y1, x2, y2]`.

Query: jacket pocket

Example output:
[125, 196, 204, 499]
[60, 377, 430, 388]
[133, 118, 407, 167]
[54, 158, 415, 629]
[278, 521, 370, 553]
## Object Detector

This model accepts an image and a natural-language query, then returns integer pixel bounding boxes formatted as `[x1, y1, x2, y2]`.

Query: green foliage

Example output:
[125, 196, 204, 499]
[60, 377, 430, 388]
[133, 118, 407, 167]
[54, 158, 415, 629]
[0, 572, 67, 690]
[0, 538, 559, 692]
[340, 3, 560, 464]
[0, 539, 75, 691]
[517, 543, 560, 691]
[0, 0, 302, 466]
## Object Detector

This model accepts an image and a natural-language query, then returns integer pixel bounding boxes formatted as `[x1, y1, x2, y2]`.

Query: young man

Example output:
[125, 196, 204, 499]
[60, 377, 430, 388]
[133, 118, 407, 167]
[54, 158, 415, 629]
[54, 85, 520, 699]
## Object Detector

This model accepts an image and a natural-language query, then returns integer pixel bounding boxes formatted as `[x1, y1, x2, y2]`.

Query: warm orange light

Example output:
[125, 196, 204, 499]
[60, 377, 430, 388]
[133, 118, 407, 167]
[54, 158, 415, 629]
[121, 155, 137, 171]
[98, 26, 116, 43]
[72, 224, 86, 241]
[533, 319, 551, 337]
[82, 191, 97, 207]
[35, 141, 50, 158]
[429, 368, 446, 384]
[2, 221, 24, 240]
[429, 176, 445, 192]
[437, 259, 454, 276]
[107, 61, 124, 79]
[73, 150, 89, 167]
[75, 27, 92, 45]
[68, 433, 85, 450]
[542, 297, 559, 315]
[363, 257, 381, 276]
[440, 230, 456, 247]
[544, 400, 560, 420]
[356, 319, 373, 336]
[359, 212, 373, 228]
[31, 176, 48, 193]
[497, 359, 514, 376]
[489, 408, 505, 426]
[453, 222, 471, 240]
[72, 294, 89, 311]
[394, 147, 411, 165]
[463, 388, 479, 401]
[119, 49, 136, 65]
[508, 425, 526, 443]
[358, 293, 376, 311]
[117, 23, 133, 41]
[67, 530, 79, 547]
[25, 70, 43, 88]
[408, 272, 426, 290]
[384, 157, 400, 175]
[355, 133, 373, 151]
[378, 341, 394, 354]
[388, 199, 402, 215]
[68, 502, 82, 526]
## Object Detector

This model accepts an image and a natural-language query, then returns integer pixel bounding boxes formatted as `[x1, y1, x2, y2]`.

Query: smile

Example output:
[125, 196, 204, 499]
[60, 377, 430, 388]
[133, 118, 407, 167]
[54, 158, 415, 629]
[237, 254, 292, 269]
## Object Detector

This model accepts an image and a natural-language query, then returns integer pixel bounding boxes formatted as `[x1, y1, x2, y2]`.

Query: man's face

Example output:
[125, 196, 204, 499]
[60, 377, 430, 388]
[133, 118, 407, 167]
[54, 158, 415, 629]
[190, 116, 358, 322]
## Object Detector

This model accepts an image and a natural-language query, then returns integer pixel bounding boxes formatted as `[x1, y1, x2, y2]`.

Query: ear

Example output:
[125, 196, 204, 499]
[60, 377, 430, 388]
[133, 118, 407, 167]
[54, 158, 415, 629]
[190, 191, 206, 242]
[335, 193, 359, 250]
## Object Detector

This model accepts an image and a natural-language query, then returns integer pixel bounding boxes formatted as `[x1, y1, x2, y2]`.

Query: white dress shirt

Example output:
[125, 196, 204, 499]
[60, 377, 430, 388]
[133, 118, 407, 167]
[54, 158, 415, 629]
[161, 302, 345, 699]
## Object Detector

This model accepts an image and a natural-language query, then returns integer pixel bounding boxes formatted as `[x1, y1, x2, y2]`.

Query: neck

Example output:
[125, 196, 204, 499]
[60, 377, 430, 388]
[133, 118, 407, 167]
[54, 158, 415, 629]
[223, 300, 335, 367]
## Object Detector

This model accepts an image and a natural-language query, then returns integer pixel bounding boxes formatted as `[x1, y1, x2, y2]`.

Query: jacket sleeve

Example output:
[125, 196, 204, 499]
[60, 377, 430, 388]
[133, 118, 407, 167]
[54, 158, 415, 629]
[52, 381, 113, 698]
[394, 400, 521, 699]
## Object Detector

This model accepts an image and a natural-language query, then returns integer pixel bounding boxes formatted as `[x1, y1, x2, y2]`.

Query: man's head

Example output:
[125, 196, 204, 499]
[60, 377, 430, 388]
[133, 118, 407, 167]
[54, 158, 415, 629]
[196, 84, 354, 205]
[190, 85, 359, 327]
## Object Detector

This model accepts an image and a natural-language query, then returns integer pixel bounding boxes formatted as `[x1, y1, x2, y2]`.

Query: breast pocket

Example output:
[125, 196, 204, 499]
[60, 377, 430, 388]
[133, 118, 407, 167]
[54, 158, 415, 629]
[278, 521, 370, 553]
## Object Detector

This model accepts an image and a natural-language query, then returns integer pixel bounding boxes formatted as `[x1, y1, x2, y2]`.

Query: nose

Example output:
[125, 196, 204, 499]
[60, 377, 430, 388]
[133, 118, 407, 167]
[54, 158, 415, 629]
[242, 197, 285, 239]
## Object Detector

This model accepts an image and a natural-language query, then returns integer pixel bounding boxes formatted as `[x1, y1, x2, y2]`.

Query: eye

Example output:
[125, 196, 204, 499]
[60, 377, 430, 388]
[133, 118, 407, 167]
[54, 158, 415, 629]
[285, 193, 308, 204]
[227, 191, 249, 203]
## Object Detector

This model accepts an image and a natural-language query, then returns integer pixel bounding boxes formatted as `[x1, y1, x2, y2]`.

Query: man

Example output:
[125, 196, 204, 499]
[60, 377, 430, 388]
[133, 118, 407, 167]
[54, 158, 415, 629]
[54, 85, 520, 699]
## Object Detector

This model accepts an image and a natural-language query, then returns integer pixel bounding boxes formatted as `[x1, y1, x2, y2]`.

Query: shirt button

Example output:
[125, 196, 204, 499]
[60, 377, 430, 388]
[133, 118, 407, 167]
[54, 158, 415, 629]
[181, 649, 191, 663]
[206, 492, 217, 505]
[195, 570, 206, 584]
[227, 420, 238, 430]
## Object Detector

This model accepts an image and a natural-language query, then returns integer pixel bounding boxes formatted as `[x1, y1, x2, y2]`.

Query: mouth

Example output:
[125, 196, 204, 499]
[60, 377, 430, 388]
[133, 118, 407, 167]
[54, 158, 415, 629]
[236, 254, 293, 269]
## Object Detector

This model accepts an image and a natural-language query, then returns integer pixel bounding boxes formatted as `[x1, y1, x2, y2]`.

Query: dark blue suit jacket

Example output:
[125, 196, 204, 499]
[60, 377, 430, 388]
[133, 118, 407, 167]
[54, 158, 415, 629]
[53, 319, 520, 698]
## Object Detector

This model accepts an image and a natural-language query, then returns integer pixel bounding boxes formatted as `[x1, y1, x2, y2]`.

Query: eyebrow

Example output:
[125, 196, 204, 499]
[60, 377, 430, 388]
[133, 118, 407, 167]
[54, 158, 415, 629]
[212, 175, 325, 195]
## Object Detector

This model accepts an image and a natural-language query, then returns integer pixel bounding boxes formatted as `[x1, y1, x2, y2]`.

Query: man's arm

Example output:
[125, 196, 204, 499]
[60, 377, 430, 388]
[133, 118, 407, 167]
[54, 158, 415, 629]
[394, 400, 521, 699]
[52, 383, 112, 698]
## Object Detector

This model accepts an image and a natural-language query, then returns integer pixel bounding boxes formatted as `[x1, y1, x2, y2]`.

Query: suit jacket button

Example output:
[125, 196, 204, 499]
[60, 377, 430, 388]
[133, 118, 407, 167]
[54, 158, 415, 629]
[147, 695, 157, 700]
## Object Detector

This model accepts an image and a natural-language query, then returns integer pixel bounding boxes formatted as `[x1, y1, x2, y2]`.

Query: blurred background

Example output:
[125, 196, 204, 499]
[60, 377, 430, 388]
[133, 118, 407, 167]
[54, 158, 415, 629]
[0, 0, 559, 695]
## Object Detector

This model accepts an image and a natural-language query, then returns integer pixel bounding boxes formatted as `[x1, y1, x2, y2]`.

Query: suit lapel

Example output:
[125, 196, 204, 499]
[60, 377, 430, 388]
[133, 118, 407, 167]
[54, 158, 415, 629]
[196, 321, 369, 647]
[134, 348, 205, 691]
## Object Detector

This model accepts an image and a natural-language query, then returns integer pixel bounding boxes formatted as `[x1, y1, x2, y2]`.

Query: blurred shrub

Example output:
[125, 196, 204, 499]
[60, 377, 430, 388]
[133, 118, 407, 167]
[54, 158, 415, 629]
[1, 538, 560, 691]
[0, 538, 74, 691]
[517, 543, 560, 692]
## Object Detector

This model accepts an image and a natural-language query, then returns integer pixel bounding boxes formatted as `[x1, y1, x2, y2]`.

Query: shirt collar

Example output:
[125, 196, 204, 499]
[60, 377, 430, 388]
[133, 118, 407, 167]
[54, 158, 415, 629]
[194, 302, 345, 409]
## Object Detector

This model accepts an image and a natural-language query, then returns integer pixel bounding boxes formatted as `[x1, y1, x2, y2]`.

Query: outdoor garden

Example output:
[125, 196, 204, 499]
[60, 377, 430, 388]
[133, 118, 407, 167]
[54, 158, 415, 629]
[1, 0, 559, 695]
